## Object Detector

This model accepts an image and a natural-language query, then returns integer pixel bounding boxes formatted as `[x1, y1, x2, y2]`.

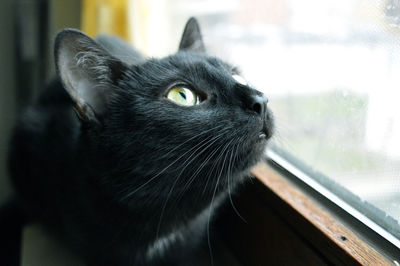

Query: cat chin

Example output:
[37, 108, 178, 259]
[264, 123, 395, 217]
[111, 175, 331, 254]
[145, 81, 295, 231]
[226, 147, 266, 182]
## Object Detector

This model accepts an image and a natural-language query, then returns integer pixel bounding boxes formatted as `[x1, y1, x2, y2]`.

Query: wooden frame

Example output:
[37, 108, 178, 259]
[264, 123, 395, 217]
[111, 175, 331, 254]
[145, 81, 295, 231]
[215, 162, 393, 265]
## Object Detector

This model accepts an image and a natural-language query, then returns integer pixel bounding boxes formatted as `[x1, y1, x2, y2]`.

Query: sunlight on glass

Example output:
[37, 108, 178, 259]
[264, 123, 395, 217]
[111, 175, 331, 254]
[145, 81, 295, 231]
[203, 0, 400, 240]
[142, 0, 400, 242]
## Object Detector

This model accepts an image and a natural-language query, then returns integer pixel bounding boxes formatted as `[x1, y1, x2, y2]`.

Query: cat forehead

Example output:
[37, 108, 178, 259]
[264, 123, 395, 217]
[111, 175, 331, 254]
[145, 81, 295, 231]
[157, 53, 236, 83]
[139, 52, 232, 75]
[124, 53, 241, 92]
[172, 53, 233, 70]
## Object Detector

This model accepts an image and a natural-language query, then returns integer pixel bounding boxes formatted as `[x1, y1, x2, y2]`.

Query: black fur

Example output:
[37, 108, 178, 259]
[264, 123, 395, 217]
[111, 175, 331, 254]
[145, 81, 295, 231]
[6, 18, 274, 265]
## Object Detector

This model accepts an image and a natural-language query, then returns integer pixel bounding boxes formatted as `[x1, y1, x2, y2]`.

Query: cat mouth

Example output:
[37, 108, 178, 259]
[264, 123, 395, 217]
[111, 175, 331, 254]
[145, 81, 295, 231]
[258, 125, 273, 141]
[258, 132, 267, 139]
[258, 111, 274, 141]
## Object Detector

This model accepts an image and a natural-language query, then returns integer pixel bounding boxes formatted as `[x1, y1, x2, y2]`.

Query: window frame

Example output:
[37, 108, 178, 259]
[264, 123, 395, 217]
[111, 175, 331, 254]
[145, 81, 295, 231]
[252, 148, 400, 262]
[266, 147, 400, 250]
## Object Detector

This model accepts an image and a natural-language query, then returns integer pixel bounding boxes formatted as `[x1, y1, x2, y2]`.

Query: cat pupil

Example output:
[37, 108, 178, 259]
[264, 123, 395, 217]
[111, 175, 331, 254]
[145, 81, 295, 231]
[179, 91, 186, 100]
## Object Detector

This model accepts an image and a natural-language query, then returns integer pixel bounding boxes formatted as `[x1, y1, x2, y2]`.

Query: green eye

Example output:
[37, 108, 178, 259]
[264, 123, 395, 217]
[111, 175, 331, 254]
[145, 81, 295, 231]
[166, 86, 199, 106]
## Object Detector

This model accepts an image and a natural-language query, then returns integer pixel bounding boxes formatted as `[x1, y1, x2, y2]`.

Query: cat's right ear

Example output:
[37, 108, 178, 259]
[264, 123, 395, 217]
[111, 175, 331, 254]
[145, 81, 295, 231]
[178, 17, 206, 53]
[54, 29, 126, 125]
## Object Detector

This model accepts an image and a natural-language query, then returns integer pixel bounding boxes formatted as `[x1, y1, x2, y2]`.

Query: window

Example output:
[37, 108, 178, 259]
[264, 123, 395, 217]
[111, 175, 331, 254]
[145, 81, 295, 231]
[130, 0, 400, 249]
[209, 0, 400, 247]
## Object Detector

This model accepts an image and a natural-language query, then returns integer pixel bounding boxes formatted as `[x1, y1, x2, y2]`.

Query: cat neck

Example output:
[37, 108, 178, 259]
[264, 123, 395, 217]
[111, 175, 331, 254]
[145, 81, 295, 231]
[144, 192, 226, 263]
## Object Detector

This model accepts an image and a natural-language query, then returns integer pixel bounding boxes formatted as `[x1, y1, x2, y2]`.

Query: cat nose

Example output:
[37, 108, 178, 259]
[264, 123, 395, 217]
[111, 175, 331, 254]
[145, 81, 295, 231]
[249, 94, 268, 116]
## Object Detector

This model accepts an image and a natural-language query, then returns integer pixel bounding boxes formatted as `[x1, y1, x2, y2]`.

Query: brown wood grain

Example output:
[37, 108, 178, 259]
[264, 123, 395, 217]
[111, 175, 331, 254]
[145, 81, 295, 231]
[216, 183, 330, 265]
[251, 162, 391, 265]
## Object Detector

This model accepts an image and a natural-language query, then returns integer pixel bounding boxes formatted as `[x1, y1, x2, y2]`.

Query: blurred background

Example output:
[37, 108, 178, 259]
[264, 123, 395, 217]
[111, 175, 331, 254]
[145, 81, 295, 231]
[1, 0, 400, 244]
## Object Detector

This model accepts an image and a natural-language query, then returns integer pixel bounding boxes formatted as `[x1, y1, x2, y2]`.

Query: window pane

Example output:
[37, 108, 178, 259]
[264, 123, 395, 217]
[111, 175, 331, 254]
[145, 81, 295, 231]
[134, 0, 400, 243]
[189, 0, 400, 241]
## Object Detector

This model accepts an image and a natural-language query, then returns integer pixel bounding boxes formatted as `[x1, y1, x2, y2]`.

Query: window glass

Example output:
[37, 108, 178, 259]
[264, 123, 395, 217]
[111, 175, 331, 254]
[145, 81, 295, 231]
[129, 0, 400, 242]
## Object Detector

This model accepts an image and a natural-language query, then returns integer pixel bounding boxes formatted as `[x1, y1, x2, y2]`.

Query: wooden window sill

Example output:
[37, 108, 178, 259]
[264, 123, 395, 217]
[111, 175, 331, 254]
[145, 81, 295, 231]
[215, 161, 393, 265]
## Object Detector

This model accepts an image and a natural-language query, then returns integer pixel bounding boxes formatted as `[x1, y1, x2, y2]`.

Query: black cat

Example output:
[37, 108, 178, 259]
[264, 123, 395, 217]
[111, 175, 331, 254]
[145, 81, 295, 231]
[3, 18, 273, 265]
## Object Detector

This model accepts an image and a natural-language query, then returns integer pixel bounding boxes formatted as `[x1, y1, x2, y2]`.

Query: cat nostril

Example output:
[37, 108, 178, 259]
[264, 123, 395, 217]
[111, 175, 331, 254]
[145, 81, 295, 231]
[252, 102, 262, 114]
[250, 95, 267, 115]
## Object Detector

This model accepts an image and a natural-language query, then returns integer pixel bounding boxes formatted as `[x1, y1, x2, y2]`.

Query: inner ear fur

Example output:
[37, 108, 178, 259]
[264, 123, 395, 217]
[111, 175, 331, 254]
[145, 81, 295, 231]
[54, 29, 127, 124]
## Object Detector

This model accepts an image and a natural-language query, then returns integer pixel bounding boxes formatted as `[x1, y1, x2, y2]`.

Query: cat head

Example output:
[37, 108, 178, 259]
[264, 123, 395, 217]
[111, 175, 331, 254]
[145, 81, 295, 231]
[54, 18, 274, 205]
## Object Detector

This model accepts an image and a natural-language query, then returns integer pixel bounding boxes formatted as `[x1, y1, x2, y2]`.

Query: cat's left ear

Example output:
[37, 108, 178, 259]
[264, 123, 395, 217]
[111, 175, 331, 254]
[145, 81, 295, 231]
[54, 29, 127, 125]
[178, 17, 206, 53]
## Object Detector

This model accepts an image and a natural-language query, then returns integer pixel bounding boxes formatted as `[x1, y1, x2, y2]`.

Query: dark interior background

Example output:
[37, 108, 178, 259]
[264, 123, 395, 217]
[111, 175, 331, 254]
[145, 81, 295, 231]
[0, 0, 81, 206]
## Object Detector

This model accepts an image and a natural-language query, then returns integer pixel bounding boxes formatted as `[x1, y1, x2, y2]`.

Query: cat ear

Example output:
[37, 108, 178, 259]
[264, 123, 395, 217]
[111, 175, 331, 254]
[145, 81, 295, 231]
[54, 29, 126, 125]
[178, 17, 206, 53]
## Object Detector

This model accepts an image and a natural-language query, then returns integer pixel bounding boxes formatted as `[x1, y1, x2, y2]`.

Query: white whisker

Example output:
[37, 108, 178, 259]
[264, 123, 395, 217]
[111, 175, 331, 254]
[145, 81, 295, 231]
[206, 139, 234, 266]
[227, 139, 247, 223]
[155, 132, 227, 239]
[121, 125, 224, 201]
